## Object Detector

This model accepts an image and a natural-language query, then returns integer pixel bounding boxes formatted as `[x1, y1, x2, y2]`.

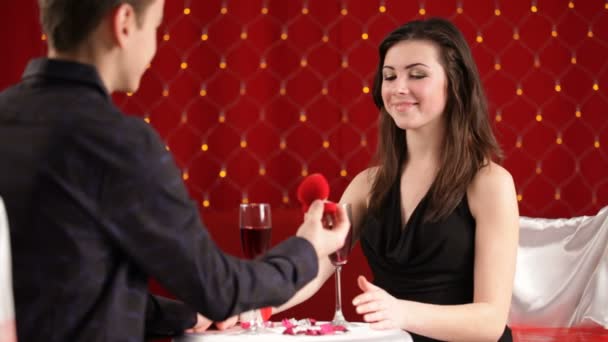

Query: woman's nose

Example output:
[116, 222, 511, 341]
[395, 78, 409, 94]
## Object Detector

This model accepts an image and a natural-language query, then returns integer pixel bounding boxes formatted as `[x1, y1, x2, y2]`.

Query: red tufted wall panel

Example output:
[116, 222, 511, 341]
[1, 0, 607, 325]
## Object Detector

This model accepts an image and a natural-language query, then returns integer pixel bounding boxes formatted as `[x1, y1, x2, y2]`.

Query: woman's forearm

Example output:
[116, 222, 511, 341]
[397, 300, 507, 342]
[273, 257, 335, 315]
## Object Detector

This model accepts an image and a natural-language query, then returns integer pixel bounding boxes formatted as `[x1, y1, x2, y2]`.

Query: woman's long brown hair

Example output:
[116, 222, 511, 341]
[369, 18, 503, 223]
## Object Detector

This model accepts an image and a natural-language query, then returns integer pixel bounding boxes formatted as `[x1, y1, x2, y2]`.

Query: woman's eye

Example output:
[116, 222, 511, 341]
[383, 75, 396, 81]
[410, 74, 426, 79]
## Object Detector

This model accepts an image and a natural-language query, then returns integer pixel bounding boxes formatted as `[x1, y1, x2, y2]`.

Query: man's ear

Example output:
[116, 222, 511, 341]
[110, 3, 137, 48]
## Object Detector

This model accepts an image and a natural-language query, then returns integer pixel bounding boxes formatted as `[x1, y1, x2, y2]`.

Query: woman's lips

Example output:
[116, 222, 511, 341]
[392, 102, 417, 111]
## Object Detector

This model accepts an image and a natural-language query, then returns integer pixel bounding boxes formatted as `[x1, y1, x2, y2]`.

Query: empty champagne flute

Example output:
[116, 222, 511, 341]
[323, 202, 353, 326]
[239, 203, 272, 333]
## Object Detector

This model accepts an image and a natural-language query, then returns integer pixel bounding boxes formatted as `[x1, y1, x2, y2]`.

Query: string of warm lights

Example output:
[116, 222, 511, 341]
[36, 1, 606, 213]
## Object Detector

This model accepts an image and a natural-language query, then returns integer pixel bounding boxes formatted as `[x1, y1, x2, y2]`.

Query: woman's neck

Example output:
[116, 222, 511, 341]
[404, 120, 445, 165]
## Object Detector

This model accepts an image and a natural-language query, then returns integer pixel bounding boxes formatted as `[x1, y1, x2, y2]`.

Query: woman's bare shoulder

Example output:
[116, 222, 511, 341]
[343, 167, 377, 199]
[339, 167, 379, 213]
[467, 161, 517, 218]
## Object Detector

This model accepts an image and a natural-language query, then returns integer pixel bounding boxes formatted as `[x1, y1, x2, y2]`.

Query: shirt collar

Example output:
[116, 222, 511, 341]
[22, 58, 110, 99]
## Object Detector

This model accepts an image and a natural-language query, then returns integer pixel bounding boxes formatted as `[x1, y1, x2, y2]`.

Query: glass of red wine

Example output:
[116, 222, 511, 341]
[239, 203, 272, 333]
[324, 203, 353, 326]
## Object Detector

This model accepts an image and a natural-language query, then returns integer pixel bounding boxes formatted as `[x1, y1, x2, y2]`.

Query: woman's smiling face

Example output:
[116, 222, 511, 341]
[380, 39, 448, 131]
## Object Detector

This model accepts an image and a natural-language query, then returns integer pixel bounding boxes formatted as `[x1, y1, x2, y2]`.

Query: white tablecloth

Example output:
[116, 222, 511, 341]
[173, 322, 412, 342]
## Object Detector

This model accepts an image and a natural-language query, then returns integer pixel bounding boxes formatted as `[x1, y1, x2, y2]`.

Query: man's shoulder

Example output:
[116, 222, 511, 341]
[0, 78, 161, 150]
[0, 79, 114, 123]
[0, 82, 25, 111]
[71, 108, 160, 153]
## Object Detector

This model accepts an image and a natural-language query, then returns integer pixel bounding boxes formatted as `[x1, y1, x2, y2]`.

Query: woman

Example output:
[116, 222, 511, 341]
[341, 17, 520, 341]
[224, 17, 519, 342]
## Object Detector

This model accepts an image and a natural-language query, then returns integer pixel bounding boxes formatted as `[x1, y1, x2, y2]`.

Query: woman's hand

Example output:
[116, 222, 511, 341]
[353, 276, 406, 330]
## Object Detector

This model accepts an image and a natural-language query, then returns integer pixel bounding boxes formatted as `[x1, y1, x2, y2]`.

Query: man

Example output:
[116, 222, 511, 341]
[0, 0, 349, 341]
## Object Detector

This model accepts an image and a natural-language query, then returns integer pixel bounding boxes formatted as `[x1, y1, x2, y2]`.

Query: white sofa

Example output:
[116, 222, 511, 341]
[509, 206, 608, 328]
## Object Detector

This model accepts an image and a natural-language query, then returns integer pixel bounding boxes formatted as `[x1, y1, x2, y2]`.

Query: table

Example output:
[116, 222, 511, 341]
[173, 322, 413, 342]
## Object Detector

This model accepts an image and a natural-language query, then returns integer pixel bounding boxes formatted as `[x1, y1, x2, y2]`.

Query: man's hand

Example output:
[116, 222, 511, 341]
[184, 313, 212, 333]
[185, 314, 239, 333]
[296, 200, 350, 259]
[214, 315, 238, 330]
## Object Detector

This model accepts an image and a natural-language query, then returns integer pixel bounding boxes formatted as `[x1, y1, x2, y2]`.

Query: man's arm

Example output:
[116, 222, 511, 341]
[92, 118, 319, 321]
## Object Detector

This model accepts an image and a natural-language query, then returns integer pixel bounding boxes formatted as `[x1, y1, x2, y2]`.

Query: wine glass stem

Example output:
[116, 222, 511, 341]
[247, 309, 262, 331]
[334, 265, 344, 318]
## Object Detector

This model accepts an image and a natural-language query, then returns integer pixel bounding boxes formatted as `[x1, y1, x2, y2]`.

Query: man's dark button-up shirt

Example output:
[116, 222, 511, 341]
[0, 58, 318, 342]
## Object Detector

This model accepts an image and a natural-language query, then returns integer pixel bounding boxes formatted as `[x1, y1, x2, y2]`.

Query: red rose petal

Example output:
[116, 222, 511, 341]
[320, 324, 334, 334]
[281, 319, 295, 328]
[280, 318, 348, 336]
